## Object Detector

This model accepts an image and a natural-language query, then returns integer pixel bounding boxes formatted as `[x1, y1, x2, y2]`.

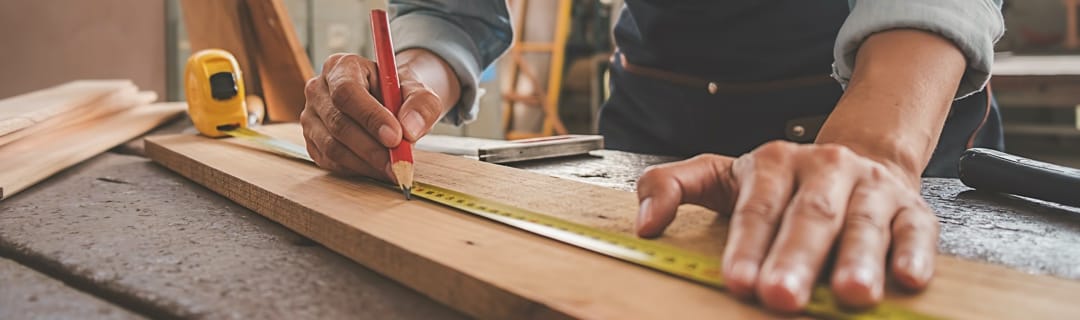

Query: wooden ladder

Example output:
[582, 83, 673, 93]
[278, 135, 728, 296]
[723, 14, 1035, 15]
[501, 0, 572, 140]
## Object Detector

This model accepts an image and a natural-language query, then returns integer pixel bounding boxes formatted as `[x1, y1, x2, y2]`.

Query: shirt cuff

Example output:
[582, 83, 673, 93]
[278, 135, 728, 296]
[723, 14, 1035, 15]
[832, 0, 1005, 99]
[391, 13, 483, 125]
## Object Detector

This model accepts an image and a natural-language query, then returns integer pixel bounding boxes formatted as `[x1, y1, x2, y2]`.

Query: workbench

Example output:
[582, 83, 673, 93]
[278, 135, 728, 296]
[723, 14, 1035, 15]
[1, 120, 1078, 319]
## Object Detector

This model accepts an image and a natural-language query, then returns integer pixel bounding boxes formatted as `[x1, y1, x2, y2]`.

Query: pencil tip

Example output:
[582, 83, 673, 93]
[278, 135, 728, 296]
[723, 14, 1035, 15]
[402, 186, 412, 200]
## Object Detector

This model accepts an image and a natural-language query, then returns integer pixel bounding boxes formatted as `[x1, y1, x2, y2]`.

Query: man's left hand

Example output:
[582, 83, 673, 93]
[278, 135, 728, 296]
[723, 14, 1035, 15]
[635, 141, 938, 312]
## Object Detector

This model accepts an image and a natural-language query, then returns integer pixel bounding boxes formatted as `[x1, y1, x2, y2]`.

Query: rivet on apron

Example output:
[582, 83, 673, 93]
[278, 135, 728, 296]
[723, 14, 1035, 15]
[707, 82, 718, 95]
[791, 125, 806, 137]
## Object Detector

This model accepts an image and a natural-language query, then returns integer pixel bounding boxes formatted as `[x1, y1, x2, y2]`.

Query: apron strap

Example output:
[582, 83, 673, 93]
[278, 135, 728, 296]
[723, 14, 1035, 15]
[615, 52, 836, 95]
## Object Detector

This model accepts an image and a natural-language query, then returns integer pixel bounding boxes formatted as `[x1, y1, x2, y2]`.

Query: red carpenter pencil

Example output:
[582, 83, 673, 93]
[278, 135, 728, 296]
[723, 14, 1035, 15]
[370, 9, 414, 199]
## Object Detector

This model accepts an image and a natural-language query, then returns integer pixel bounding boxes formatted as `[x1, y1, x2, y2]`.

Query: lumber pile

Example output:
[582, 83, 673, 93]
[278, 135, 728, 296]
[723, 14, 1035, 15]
[146, 123, 1080, 319]
[0, 80, 184, 200]
[180, 0, 313, 122]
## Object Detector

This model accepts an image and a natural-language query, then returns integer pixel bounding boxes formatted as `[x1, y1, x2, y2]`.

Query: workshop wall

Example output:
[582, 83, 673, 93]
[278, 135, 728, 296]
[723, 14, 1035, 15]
[0, 0, 167, 99]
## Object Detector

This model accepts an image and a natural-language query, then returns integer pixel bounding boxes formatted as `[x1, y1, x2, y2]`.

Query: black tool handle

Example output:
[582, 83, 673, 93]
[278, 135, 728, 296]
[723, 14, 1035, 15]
[958, 148, 1080, 208]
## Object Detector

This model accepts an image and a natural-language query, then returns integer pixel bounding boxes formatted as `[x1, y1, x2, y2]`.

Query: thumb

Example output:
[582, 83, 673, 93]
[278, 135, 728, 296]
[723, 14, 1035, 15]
[397, 73, 443, 142]
[635, 154, 738, 238]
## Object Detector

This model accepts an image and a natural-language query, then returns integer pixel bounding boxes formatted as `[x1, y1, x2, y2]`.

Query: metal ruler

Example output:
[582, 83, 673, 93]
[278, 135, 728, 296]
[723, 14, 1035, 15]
[220, 127, 940, 320]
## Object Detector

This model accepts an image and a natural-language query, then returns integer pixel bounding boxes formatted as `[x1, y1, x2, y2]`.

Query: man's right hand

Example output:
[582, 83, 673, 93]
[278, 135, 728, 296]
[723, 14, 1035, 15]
[301, 52, 447, 180]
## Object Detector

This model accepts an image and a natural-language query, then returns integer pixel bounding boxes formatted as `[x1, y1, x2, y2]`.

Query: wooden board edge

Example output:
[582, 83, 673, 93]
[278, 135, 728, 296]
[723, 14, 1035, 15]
[0, 103, 184, 200]
[145, 125, 1080, 319]
[143, 135, 573, 320]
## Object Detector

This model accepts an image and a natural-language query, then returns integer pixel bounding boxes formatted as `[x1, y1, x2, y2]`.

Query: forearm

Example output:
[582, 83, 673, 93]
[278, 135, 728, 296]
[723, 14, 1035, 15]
[396, 48, 462, 118]
[816, 29, 966, 186]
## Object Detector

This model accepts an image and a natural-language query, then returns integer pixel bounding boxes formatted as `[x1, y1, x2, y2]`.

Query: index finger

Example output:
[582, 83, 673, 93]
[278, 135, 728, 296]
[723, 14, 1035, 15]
[324, 54, 402, 148]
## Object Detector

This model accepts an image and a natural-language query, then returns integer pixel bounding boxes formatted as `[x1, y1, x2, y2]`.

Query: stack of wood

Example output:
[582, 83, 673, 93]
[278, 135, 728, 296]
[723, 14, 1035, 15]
[180, 0, 313, 122]
[0, 80, 184, 200]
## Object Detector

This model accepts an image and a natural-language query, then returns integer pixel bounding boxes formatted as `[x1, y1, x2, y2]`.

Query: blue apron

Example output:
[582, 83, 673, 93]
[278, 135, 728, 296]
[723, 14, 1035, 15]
[601, 0, 1003, 177]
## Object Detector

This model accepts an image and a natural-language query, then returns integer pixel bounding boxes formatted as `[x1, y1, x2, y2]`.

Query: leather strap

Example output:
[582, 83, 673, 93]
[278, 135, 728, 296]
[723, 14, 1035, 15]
[616, 52, 835, 95]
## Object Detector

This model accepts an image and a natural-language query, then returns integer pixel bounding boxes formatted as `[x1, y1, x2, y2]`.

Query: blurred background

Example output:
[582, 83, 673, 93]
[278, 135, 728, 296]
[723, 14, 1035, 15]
[0, 0, 1077, 166]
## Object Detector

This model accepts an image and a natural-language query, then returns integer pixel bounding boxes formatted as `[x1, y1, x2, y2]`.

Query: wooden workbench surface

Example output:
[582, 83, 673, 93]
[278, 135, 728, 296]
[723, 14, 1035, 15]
[1, 123, 1078, 318]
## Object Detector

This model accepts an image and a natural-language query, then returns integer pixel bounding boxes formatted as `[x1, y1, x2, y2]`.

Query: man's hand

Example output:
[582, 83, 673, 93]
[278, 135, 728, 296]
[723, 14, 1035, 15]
[301, 51, 458, 179]
[635, 141, 938, 312]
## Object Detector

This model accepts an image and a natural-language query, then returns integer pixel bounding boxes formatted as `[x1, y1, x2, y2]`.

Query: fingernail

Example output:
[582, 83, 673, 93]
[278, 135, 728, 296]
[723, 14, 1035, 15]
[403, 111, 425, 139]
[730, 260, 758, 284]
[909, 254, 931, 283]
[636, 198, 652, 232]
[781, 272, 809, 305]
[378, 125, 398, 147]
[895, 254, 931, 286]
[852, 267, 874, 287]
[852, 267, 881, 298]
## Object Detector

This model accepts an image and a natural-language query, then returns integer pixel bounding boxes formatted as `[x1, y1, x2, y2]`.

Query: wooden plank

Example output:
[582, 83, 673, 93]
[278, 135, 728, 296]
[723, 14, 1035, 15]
[0, 80, 134, 137]
[0, 103, 184, 200]
[179, 0, 262, 99]
[0, 89, 157, 147]
[994, 54, 1080, 76]
[245, 0, 313, 122]
[145, 124, 1080, 319]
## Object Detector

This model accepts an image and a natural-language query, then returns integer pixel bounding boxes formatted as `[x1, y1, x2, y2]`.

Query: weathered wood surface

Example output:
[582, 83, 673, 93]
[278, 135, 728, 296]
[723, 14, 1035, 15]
[0, 103, 184, 200]
[145, 123, 1080, 319]
[0, 80, 135, 138]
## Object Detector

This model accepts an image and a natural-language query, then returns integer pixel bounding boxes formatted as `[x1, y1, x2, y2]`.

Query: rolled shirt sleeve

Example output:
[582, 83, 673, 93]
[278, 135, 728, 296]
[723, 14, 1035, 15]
[832, 0, 1005, 99]
[389, 0, 513, 125]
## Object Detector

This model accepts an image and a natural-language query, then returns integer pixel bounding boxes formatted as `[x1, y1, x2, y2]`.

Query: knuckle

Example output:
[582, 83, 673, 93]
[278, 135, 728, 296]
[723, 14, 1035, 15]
[304, 77, 321, 98]
[736, 200, 781, 224]
[845, 210, 887, 234]
[300, 107, 312, 122]
[323, 53, 348, 71]
[327, 52, 351, 61]
[300, 109, 317, 133]
[330, 83, 357, 108]
[795, 193, 841, 222]
[757, 140, 795, 156]
[689, 153, 724, 164]
[324, 110, 352, 138]
[815, 144, 854, 162]
[639, 165, 666, 182]
[359, 58, 377, 71]
[318, 134, 337, 153]
[337, 53, 360, 65]
[865, 162, 889, 182]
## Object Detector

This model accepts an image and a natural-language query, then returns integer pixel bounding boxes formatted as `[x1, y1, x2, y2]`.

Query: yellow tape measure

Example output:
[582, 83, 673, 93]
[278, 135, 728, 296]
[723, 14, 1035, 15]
[219, 127, 313, 162]
[213, 127, 938, 320]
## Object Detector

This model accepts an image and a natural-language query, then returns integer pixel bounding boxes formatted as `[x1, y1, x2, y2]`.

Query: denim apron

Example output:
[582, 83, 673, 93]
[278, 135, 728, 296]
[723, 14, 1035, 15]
[600, 0, 1003, 177]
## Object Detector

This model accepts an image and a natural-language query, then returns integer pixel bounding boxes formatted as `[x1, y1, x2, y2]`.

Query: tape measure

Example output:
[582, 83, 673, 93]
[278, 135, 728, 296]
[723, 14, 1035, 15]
[205, 129, 939, 320]
[182, 50, 939, 320]
[184, 49, 294, 157]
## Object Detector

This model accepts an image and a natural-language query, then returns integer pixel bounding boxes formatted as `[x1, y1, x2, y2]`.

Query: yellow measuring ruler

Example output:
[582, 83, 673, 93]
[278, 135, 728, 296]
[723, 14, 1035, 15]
[219, 127, 939, 320]
[221, 127, 313, 162]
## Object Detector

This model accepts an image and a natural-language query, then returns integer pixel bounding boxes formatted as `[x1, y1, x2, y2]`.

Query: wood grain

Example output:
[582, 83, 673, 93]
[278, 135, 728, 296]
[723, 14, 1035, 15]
[179, 0, 262, 99]
[145, 124, 1080, 319]
[245, 0, 313, 122]
[0, 80, 134, 137]
[0, 103, 184, 200]
[0, 89, 157, 147]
